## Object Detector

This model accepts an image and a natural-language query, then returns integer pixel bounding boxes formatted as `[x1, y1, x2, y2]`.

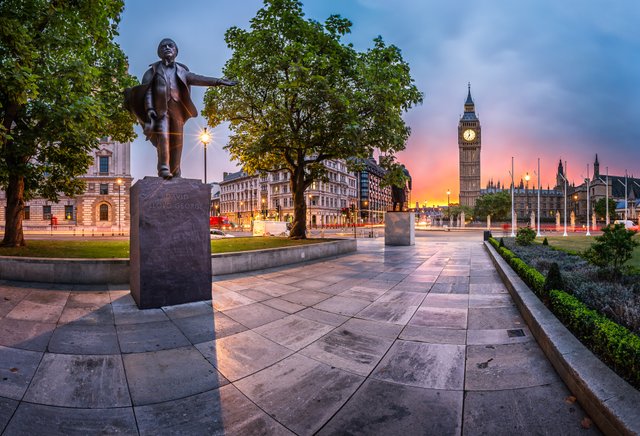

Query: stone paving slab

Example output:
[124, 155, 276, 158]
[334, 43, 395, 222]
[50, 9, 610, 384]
[318, 379, 463, 436]
[0, 318, 55, 352]
[372, 340, 466, 390]
[23, 353, 130, 408]
[254, 315, 334, 351]
[135, 385, 293, 436]
[0, 235, 601, 434]
[0, 346, 42, 400]
[4, 403, 138, 436]
[48, 323, 119, 354]
[196, 330, 293, 381]
[299, 327, 395, 376]
[463, 382, 600, 435]
[399, 325, 467, 344]
[122, 346, 228, 406]
[116, 320, 190, 353]
[235, 354, 364, 435]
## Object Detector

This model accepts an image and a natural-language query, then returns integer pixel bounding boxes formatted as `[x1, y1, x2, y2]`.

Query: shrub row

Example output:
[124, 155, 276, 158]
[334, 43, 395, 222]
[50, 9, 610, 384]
[488, 237, 640, 389]
[549, 290, 640, 388]
[489, 238, 545, 295]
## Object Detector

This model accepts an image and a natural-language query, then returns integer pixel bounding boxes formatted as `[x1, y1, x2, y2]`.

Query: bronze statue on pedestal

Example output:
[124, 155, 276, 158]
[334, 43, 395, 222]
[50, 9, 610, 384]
[125, 38, 237, 179]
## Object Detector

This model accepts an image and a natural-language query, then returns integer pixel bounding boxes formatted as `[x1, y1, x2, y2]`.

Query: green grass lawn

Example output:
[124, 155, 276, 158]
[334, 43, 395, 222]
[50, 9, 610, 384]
[537, 235, 640, 268]
[0, 237, 331, 258]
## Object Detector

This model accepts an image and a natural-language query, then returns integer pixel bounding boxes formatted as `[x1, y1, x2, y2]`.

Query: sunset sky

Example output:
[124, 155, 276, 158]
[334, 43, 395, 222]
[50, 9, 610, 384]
[117, 0, 640, 205]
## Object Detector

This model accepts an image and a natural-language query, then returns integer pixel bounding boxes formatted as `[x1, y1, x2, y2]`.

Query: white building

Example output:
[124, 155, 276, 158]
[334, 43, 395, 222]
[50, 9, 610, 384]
[0, 138, 132, 231]
[219, 159, 358, 227]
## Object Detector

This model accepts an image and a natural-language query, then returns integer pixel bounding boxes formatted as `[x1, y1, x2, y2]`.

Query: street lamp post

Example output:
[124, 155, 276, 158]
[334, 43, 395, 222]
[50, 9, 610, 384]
[446, 189, 450, 225]
[510, 157, 516, 237]
[597, 166, 609, 226]
[615, 172, 628, 222]
[536, 158, 541, 237]
[200, 128, 211, 184]
[585, 164, 591, 236]
[116, 178, 123, 234]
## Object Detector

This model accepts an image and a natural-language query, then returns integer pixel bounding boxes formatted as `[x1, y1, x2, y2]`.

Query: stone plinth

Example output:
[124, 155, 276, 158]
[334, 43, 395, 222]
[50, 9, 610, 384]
[130, 177, 211, 309]
[385, 212, 415, 246]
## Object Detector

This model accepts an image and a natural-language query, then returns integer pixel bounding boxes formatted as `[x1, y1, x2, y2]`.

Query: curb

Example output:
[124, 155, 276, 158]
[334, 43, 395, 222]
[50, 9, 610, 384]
[484, 241, 640, 435]
[0, 239, 357, 285]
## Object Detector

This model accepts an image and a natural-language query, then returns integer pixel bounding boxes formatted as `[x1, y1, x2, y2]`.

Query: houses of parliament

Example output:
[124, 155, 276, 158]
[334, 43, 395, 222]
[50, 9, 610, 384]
[458, 85, 639, 222]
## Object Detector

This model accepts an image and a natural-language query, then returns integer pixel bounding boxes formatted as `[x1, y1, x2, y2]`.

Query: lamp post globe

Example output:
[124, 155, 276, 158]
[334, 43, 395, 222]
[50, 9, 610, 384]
[200, 127, 212, 184]
[116, 178, 123, 234]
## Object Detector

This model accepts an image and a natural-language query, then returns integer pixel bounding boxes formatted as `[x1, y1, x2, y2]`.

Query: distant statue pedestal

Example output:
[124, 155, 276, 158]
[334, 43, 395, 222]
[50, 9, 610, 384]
[385, 211, 415, 246]
[130, 177, 212, 309]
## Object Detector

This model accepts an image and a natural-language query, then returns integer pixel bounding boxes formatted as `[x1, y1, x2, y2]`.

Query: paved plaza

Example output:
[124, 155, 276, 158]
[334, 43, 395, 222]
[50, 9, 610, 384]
[0, 232, 600, 435]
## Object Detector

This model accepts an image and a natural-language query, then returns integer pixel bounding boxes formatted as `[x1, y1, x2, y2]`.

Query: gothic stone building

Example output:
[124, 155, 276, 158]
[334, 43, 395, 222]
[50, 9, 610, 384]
[459, 84, 481, 208]
[0, 138, 132, 230]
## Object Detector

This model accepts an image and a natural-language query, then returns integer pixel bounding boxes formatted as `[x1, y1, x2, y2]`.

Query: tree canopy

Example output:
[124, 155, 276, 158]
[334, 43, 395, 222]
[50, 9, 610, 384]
[593, 197, 616, 221]
[203, 0, 422, 238]
[0, 0, 135, 246]
[474, 191, 512, 221]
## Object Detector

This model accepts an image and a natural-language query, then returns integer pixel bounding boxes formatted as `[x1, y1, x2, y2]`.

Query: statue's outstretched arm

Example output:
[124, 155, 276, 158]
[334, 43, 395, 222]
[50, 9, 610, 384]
[187, 73, 237, 87]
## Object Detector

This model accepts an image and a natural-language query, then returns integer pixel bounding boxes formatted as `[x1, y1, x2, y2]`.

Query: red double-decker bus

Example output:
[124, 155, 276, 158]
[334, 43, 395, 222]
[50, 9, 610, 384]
[209, 216, 231, 229]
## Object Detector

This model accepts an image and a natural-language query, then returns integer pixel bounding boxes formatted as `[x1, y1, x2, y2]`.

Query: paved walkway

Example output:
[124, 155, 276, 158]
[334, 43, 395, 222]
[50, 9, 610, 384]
[0, 233, 600, 435]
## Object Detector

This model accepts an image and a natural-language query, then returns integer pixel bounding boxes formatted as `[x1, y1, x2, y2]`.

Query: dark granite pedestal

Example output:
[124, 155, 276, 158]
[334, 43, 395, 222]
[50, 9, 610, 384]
[130, 177, 212, 309]
[385, 211, 415, 246]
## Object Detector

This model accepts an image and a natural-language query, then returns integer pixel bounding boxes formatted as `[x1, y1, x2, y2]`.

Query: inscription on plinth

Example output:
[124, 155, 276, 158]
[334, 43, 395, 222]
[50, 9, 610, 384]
[385, 212, 415, 246]
[130, 177, 211, 309]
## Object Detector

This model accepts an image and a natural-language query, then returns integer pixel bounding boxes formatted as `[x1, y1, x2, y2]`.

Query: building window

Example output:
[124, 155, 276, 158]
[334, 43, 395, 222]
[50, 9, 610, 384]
[99, 204, 109, 221]
[43, 205, 51, 220]
[23, 206, 30, 220]
[65, 205, 74, 220]
[100, 184, 108, 195]
[99, 156, 109, 174]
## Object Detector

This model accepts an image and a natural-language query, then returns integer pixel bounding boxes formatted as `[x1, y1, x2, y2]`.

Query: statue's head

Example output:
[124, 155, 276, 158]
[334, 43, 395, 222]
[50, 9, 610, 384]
[157, 38, 178, 62]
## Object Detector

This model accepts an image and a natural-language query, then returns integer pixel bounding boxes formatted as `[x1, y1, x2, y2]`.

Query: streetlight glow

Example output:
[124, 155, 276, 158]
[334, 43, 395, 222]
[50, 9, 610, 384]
[200, 127, 211, 184]
[116, 178, 123, 234]
[199, 128, 211, 145]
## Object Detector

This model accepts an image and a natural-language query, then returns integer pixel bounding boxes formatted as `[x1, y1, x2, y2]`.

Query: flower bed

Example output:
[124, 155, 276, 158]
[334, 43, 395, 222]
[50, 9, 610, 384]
[499, 238, 639, 335]
[489, 237, 640, 389]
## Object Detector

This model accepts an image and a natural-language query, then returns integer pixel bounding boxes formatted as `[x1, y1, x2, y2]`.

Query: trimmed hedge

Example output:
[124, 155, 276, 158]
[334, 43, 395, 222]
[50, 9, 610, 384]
[549, 290, 640, 388]
[489, 237, 640, 389]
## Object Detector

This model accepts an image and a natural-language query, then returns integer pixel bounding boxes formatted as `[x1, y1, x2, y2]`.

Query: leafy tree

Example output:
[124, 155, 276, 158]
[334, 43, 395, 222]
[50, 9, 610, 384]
[515, 226, 536, 246]
[593, 197, 617, 221]
[203, 0, 422, 238]
[447, 204, 473, 221]
[474, 191, 511, 221]
[583, 223, 639, 273]
[0, 0, 135, 246]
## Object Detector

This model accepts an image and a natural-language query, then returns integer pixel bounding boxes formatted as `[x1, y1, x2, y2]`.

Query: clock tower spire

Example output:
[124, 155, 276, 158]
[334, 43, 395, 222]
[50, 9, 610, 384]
[458, 83, 481, 208]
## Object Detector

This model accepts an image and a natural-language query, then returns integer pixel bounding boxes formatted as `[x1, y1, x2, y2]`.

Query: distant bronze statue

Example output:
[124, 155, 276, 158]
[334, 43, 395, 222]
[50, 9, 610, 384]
[391, 185, 406, 211]
[391, 165, 411, 211]
[125, 38, 237, 179]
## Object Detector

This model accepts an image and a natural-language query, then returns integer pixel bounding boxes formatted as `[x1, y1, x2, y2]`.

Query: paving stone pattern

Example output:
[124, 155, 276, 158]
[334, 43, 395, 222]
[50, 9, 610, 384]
[0, 234, 601, 435]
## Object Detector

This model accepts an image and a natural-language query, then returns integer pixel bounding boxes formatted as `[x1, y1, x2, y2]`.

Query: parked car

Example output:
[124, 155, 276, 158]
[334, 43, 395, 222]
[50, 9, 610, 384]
[210, 229, 235, 239]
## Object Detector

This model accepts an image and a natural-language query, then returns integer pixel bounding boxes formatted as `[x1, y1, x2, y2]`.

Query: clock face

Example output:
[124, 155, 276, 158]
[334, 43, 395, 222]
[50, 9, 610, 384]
[463, 129, 476, 141]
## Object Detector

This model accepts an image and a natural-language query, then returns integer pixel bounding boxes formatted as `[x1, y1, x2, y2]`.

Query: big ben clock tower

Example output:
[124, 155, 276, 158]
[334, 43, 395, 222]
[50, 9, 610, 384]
[458, 83, 481, 208]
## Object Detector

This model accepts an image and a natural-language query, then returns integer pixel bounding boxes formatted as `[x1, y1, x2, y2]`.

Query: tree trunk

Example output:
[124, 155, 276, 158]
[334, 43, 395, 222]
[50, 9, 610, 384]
[289, 166, 307, 239]
[2, 174, 26, 247]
